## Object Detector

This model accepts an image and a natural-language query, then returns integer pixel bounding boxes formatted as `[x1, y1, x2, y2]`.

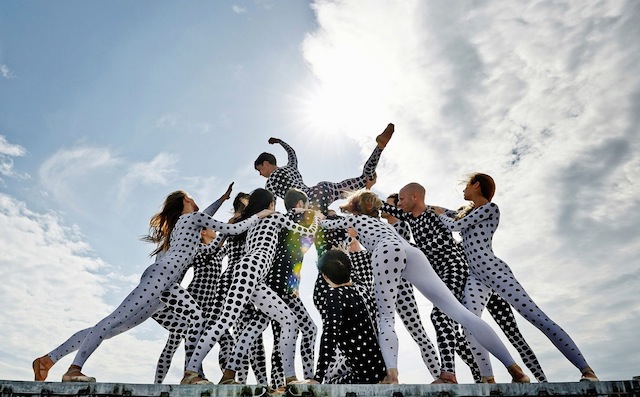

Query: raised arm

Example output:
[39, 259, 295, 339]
[202, 182, 234, 216]
[190, 210, 272, 235]
[269, 137, 298, 169]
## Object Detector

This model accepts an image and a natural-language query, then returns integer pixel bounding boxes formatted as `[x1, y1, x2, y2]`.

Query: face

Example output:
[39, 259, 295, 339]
[463, 181, 477, 200]
[397, 188, 414, 212]
[183, 195, 199, 212]
[201, 228, 217, 240]
[255, 161, 272, 178]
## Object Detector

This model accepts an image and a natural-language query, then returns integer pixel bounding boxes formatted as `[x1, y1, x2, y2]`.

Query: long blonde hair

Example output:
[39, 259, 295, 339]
[142, 190, 187, 256]
[339, 190, 382, 218]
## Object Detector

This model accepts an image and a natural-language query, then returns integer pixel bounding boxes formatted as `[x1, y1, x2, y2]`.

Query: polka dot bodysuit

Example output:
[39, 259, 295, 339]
[437, 202, 590, 376]
[314, 285, 386, 384]
[320, 215, 517, 376]
[45, 212, 261, 369]
[186, 212, 318, 383]
[383, 203, 547, 381]
[265, 140, 382, 213]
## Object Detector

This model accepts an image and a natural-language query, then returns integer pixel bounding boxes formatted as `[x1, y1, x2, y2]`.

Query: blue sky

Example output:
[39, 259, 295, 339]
[1, 0, 639, 385]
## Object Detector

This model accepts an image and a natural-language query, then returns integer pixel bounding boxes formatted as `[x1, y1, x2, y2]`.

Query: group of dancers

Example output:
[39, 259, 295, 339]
[31, 123, 599, 387]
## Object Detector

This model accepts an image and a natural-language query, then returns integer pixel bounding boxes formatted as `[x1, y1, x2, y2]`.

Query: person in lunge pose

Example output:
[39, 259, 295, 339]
[32, 190, 271, 383]
[254, 123, 394, 213]
[320, 190, 530, 385]
[433, 173, 598, 383]
[383, 182, 547, 383]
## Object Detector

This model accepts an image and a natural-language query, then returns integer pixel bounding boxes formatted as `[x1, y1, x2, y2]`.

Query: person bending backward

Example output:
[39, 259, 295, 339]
[254, 123, 393, 214]
[384, 183, 548, 383]
[32, 190, 272, 383]
[433, 173, 598, 383]
[319, 190, 530, 384]
[181, 188, 322, 386]
[308, 249, 386, 384]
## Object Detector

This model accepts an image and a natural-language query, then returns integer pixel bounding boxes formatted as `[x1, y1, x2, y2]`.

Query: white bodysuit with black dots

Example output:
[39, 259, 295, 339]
[438, 202, 589, 375]
[320, 215, 517, 376]
[186, 212, 317, 383]
[46, 212, 261, 368]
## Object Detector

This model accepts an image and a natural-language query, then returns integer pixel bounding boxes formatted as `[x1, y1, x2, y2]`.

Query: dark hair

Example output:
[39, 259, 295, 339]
[230, 188, 274, 242]
[232, 192, 251, 213]
[284, 188, 308, 211]
[317, 249, 351, 284]
[254, 152, 277, 168]
[387, 193, 399, 206]
[142, 190, 187, 256]
[470, 173, 496, 201]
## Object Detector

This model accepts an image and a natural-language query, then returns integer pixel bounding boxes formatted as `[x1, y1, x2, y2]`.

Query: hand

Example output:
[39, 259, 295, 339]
[256, 209, 275, 218]
[365, 172, 377, 189]
[314, 211, 326, 220]
[220, 182, 234, 201]
[268, 137, 281, 145]
[432, 206, 445, 216]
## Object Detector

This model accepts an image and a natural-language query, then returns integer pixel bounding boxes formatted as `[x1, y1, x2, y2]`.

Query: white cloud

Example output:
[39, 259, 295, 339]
[0, 135, 29, 181]
[232, 5, 247, 14]
[0, 64, 13, 79]
[117, 152, 179, 203]
[303, 0, 640, 382]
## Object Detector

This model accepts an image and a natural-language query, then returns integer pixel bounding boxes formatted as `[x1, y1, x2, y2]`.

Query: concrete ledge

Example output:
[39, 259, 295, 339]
[1, 380, 639, 397]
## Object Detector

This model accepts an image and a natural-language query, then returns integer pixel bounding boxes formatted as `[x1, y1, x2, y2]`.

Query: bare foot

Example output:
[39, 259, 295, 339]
[379, 368, 399, 384]
[62, 365, 96, 382]
[376, 123, 395, 148]
[32, 355, 54, 381]
[507, 363, 530, 383]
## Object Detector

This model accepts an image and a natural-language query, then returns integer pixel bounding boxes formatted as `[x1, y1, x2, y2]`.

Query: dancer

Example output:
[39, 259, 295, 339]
[433, 173, 598, 382]
[32, 190, 271, 383]
[153, 183, 234, 383]
[320, 190, 530, 384]
[182, 188, 321, 386]
[383, 182, 547, 383]
[254, 123, 393, 213]
[310, 250, 386, 384]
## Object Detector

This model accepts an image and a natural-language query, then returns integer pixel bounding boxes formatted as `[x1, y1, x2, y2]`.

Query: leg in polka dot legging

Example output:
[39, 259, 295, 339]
[462, 268, 588, 376]
[372, 238, 517, 376]
[186, 252, 299, 384]
[306, 146, 383, 214]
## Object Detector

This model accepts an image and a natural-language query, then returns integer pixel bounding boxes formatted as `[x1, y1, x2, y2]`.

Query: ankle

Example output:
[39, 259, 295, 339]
[481, 376, 496, 383]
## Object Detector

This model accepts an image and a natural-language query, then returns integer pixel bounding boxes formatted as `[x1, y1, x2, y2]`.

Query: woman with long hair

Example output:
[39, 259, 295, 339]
[433, 173, 598, 382]
[32, 190, 271, 383]
[319, 190, 529, 384]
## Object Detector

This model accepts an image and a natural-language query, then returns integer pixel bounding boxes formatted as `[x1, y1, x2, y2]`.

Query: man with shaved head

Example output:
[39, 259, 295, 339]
[381, 183, 547, 384]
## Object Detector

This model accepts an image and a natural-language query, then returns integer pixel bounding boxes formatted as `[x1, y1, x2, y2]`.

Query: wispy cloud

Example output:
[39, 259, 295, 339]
[0, 135, 29, 182]
[117, 152, 179, 203]
[232, 5, 247, 14]
[0, 64, 13, 79]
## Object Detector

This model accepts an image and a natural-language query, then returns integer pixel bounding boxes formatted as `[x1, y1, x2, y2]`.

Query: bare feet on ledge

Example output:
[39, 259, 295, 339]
[379, 368, 399, 384]
[376, 123, 394, 148]
[61, 365, 96, 382]
[507, 363, 530, 383]
[32, 355, 54, 381]
[580, 366, 599, 382]
[432, 371, 458, 384]
[481, 376, 496, 383]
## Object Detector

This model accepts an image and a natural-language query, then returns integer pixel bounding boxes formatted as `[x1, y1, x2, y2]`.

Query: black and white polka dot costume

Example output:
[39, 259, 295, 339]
[186, 212, 318, 384]
[320, 215, 518, 376]
[314, 285, 386, 384]
[265, 140, 383, 214]
[45, 212, 261, 369]
[437, 202, 590, 377]
[261, 210, 317, 386]
[152, 237, 225, 383]
[383, 203, 547, 381]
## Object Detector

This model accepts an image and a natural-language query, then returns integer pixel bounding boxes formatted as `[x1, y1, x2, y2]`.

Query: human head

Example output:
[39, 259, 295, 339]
[144, 190, 190, 255]
[254, 152, 277, 178]
[232, 192, 251, 214]
[464, 173, 495, 201]
[380, 193, 399, 222]
[398, 182, 425, 213]
[240, 188, 275, 220]
[339, 190, 382, 217]
[284, 188, 308, 211]
[317, 249, 352, 285]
